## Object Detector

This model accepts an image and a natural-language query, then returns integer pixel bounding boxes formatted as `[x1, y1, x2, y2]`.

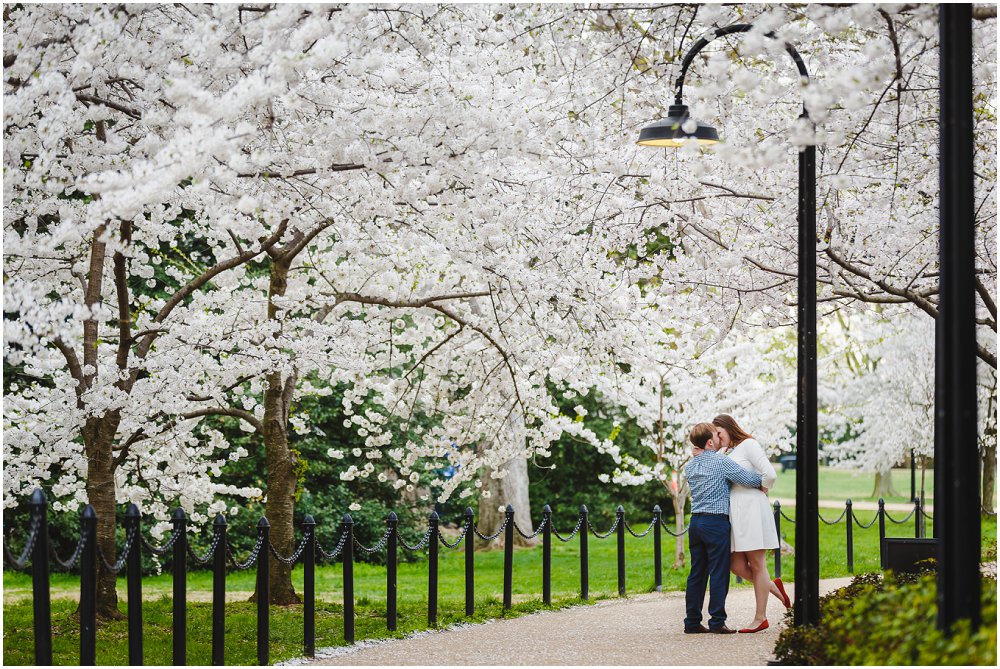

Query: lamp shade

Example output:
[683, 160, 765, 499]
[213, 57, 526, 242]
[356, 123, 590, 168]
[637, 103, 719, 147]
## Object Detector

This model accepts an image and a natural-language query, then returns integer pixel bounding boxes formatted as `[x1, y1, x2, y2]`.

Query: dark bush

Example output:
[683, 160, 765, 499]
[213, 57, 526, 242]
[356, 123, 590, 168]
[773, 569, 997, 665]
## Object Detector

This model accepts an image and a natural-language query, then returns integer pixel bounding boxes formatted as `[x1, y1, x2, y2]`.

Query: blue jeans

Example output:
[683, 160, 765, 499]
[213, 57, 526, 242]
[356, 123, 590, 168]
[684, 514, 731, 630]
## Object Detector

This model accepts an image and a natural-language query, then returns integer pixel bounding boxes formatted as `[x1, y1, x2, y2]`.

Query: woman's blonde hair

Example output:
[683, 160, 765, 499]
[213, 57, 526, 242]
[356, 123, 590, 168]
[712, 414, 753, 446]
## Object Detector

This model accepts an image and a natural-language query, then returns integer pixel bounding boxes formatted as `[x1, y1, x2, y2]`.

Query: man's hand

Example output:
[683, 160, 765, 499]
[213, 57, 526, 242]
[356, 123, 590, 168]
[759, 485, 769, 494]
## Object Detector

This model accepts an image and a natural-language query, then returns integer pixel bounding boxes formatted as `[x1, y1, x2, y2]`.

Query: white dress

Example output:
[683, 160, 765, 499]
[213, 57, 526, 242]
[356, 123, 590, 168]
[727, 438, 780, 552]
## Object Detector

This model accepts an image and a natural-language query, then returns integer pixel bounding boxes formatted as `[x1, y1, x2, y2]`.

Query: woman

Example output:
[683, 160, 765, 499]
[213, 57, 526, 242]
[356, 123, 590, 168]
[712, 414, 790, 633]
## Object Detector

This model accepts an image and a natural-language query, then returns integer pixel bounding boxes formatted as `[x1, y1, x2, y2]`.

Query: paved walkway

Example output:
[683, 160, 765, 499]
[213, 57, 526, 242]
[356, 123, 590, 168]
[295, 577, 853, 666]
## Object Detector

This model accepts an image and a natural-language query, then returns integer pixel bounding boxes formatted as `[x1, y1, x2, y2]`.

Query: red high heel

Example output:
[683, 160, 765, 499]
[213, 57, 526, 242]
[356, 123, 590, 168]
[774, 578, 791, 609]
[739, 620, 769, 633]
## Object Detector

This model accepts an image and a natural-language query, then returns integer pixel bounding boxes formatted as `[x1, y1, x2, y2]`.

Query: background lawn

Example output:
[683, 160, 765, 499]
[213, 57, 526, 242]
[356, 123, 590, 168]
[5, 510, 995, 665]
[768, 466, 935, 505]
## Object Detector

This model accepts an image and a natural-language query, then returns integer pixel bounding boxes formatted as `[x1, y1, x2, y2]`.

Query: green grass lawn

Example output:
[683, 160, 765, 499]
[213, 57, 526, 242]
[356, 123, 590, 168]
[6, 511, 995, 665]
[769, 466, 935, 505]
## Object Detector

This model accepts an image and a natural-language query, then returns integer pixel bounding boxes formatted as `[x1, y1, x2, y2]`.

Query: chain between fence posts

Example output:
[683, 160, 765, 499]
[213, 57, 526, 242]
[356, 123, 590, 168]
[878, 499, 887, 569]
[428, 511, 439, 626]
[303, 515, 316, 657]
[914, 499, 922, 538]
[172, 508, 188, 665]
[653, 504, 662, 592]
[256, 517, 270, 666]
[773, 501, 781, 580]
[579, 505, 589, 601]
[846, 500, 854, 574]
[386, 512, 398, 631]
[542, 505, 552, 606]
[503, 505, 514, 610]
[212, 514, 227, 666]
[30, 489, 53, 666]
[80, 504, 98, 666]
[464, 508, 475, 617]
[125, 504, 143, 666]
[343, 514, 355, 644]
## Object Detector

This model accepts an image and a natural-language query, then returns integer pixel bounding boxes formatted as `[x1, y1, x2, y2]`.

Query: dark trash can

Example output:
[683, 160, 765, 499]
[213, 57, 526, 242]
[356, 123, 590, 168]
[882, 538, 937, 574]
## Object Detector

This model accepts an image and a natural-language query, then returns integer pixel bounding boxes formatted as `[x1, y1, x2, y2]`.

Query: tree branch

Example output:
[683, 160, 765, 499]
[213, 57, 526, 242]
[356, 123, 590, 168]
[283, 219, 334, 260]
[186, 376, 255, 402]
[334, 291, 522, 407]
[976, 275, 997, 324]
[236, 163, 366, 179]
[113, 220, 132, 385]
[133, 220, 289, 361]
[332, 291, 492, 309]
[826, 247, 939, 318]
[828, 249, 996, 368]
[82, 224, 108, 388]
[181, 407, 263, 433]
[698, 181, 775, 201]
[75, 93, 142, 120]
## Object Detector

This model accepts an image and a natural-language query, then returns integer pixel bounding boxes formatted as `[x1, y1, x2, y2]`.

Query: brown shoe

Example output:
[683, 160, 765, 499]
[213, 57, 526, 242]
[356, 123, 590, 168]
[684, 624, 711, 634]
[709, 625, 738, 634]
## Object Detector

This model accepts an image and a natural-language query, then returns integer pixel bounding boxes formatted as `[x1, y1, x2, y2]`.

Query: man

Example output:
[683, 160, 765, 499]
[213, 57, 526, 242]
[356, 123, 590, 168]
[683, 422, 767, 634]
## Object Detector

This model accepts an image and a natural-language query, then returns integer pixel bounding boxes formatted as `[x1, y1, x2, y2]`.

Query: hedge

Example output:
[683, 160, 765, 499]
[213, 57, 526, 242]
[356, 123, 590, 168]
[773, 569, 997, 665]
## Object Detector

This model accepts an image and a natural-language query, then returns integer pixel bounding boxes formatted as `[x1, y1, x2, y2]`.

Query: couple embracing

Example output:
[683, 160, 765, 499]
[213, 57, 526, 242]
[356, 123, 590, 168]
[682, 415, 791, 635]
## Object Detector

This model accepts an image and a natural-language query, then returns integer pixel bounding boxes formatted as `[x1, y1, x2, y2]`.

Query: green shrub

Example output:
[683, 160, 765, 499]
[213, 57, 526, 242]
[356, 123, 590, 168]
[982, 536, 997, 562]
[774, 570, 997, 665]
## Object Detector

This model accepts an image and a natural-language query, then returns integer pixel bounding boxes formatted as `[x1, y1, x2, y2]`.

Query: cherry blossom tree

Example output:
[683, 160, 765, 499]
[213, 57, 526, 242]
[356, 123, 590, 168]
[5, 3, 996, 612]
[821, 312, 936, 497]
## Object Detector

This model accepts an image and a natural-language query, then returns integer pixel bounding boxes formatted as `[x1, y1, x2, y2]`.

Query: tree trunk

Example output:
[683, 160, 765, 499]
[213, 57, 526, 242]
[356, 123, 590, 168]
[982, 441, 996, 515]
[260, 372, 300, 604]
[982, 376, 997, 516]
[477, 455, 535, 549]
[920, 456, 928, 509]
[871, 471, 900, 498]
[83, 417, 125, 620]
[672, 490, 686, 568]
[256, 258, 300, 605]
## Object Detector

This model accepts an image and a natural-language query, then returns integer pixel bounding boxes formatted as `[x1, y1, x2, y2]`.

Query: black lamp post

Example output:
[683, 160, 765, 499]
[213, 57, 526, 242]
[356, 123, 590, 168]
[935, 3, 980, 632]
[638, 24, 821, 626]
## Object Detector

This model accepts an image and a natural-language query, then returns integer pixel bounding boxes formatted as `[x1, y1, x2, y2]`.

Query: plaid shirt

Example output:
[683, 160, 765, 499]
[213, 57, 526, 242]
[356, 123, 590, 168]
[685, 450, 763, 515]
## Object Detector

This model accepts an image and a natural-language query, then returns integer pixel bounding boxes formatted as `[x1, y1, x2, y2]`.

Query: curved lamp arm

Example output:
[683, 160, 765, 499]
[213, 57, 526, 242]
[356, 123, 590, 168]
[673, 24, 810, 113]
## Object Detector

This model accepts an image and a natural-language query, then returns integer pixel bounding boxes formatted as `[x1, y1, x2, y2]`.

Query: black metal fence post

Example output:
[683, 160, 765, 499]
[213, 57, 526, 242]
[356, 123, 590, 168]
[172, 507, 187, 666]
[343, 514, 355, 644]
[125, 504, 143, 666]
[653, 504, 662, 592]
[773, 501, 781, 580]
[256, 517, 270, 666]
[80, 504, 97, 666]
[30, 489, 52, 666]
[503, 504, 514, 610]
[542, 504, 551, 606]
[878, 499, 887, 569]
[846, 500, 854, 574]
[464, 507, 474, 617]
[386, 511, 398, 631]
[579, 505, 589, 601]
[212, 514, 227, 667]
[914, 499, 922, 538]
[303, 515, 316, 657]
[616, 505, 626, 596]
[428, 511, 439, 626]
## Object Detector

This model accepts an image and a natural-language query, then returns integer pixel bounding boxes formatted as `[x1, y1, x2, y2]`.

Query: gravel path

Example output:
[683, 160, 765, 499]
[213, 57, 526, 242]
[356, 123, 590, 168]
[297, 577, 854, 666]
